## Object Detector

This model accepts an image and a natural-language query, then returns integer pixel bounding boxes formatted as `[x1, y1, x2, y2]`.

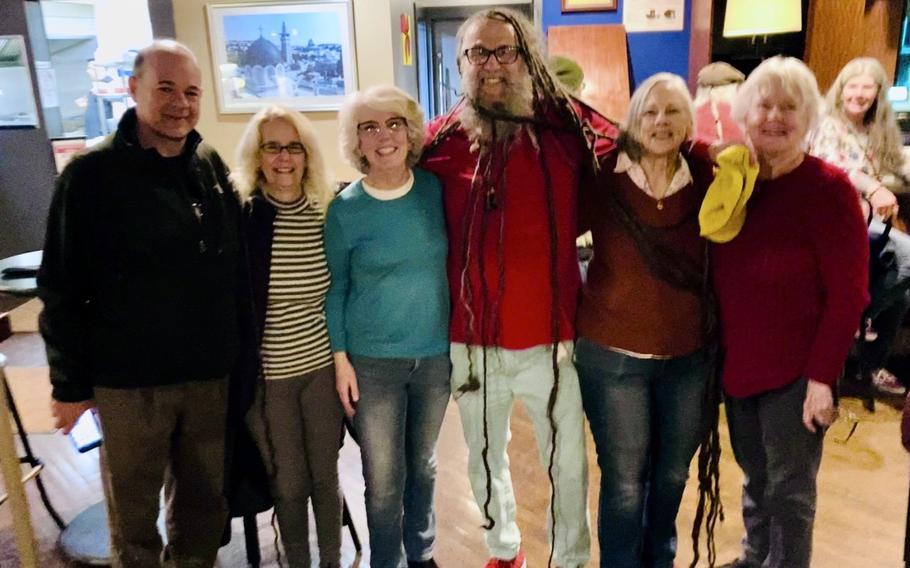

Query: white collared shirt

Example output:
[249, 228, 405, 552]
[614, 151, 693, 200]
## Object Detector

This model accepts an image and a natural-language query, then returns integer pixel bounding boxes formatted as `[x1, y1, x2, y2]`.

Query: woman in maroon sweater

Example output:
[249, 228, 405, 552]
[715, 57, 868, 568]
[576, 73, 717, 568]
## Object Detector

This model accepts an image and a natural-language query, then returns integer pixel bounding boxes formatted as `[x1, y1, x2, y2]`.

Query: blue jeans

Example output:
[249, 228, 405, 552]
[576, 338, 708, 568]
[349, 354, 450, 568]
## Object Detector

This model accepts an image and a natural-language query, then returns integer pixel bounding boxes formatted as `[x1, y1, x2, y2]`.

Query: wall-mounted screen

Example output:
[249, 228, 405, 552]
[0, 35, 40, 128]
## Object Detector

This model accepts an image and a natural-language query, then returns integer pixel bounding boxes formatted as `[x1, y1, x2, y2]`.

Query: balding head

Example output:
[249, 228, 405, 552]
[128, 40, 202, 156]
[133, 40, 199, 79]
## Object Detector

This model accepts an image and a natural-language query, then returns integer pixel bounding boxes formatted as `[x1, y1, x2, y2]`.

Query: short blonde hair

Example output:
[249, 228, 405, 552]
[233, 105, 334, 214]
[731, 56, 822, 136]
[337, 85, 425, 174]
[620, 72, 695, 160]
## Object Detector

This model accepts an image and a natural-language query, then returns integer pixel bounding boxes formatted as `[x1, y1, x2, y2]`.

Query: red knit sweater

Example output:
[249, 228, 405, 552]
[422, 103, 617, 348]
[578, 149, 715, 356]
[712, 155, 869, 398]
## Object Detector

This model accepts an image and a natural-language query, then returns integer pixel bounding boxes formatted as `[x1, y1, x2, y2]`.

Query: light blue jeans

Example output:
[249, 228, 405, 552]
[349, 354, 451, 568]
[575, 338, 708, 568]
[450, 341, 590, 568]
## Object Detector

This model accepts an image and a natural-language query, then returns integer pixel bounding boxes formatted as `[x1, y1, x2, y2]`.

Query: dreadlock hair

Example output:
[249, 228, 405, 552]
[424, 8, 610, 566]
[611, 73, 724, 567]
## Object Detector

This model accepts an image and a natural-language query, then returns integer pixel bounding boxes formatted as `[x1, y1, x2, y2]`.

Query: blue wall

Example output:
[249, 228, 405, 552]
[542, 0, 693, 89]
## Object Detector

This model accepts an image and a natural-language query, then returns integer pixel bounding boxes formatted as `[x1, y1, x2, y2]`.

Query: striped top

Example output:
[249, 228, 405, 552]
[261, 193, 333, 380]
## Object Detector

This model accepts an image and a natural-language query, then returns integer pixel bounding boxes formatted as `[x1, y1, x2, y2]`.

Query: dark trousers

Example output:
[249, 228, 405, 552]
[725, 378, 825, 568]
[247, 365, 344, 568]
[95, 378, 229, 568]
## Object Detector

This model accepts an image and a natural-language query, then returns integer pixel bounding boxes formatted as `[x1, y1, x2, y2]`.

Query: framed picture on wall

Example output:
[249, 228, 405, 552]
[561, 0, 617, 13]
[206, 1, 357, 113]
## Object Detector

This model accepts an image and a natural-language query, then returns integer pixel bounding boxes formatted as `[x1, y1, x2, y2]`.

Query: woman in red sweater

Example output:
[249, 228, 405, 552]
[715, 57, 869, 568]
[576, 73, 717, 568]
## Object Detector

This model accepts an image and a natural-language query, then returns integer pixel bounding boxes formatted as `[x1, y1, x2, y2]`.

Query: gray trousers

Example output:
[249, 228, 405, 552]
[95, 378, 229, 568]
[248, 365, 344, 568]
[725, 378, 825, 568]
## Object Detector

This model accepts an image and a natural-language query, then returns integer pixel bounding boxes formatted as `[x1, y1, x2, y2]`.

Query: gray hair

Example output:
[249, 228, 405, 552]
[337, 85, 426, 174]
[455, 8, 545, 77]
[619, 73, 695, 160]
[233, 105, 334, 214]
[731, 56, 822, 136]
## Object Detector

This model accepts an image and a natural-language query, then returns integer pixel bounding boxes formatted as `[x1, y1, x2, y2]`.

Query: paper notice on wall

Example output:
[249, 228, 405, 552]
[623, 0, 685, 33]
[35, 61, 59, 108]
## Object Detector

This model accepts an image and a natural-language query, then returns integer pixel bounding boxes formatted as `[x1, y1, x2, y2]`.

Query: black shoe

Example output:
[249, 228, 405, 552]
[408, 560, 439, 568]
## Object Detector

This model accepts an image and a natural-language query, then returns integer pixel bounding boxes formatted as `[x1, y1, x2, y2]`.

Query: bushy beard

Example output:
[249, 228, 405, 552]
[459, 73, 534, 152]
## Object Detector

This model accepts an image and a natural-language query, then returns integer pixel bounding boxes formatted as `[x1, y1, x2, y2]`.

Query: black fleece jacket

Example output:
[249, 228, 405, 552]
[38, 108, 254, 403]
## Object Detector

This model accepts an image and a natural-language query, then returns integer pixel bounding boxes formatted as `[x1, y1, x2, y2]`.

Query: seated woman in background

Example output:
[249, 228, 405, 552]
[716, 56, 868, 568]
[234, 105, 343, 568]
[575, 72, 720, 568]
[810, 56, 910, 397]
[327, 85, 450, 568]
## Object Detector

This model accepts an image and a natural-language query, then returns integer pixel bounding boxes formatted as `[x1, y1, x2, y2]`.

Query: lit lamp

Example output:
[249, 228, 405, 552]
[723, 0, 802, 39]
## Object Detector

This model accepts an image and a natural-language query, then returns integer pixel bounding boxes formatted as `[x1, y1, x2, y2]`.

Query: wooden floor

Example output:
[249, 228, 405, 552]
[1, 302, 908, 567]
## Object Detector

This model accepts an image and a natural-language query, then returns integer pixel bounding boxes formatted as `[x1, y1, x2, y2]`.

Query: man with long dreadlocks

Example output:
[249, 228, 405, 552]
[420, 8, 616, 568]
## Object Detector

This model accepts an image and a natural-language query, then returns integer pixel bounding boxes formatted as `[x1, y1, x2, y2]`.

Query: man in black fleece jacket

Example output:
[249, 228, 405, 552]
[38, 40, 247, 567]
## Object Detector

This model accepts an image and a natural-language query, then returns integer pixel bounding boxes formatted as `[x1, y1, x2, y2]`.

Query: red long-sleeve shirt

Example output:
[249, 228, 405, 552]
[422, 102, 617, 348]
[712, 155, 869, 398]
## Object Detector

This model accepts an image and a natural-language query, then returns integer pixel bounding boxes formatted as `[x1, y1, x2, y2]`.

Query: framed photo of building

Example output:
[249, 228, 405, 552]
[206, 1, 357, 113]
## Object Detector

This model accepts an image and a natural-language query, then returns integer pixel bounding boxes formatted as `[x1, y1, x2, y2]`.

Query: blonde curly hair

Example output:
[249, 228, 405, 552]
[233, 105, 334, 214]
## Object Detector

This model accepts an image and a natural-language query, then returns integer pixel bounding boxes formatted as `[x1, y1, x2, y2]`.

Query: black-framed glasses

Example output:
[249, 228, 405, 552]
[357, 116, 408, 137]
[259, 142, 306, 155]
[462, 45, 520, 66]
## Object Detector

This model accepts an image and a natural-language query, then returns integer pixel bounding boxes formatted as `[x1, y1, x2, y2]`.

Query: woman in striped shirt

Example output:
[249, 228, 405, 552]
[234, 105, 342, 568]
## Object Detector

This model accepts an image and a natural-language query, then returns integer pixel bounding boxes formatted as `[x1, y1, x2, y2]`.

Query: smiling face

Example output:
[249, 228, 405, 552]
[258, 118, 306, 200]
[356, 108, 410, 176]
[637, 83, 691, 158]
[459, 18, 527, 110]
[129, 49, 201, 146]
[745, 83, 809, 160]
[841, 73, 879, 124]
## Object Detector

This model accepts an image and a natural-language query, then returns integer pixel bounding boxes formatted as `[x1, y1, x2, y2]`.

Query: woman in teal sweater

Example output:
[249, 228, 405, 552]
[325, 85, 449, 568]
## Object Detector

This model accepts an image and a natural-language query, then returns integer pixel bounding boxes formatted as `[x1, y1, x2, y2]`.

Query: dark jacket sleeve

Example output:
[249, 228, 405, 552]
[37, 157, 96, 402]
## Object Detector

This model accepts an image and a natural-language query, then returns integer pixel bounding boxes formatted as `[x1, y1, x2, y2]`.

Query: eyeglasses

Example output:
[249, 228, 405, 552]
[357, 117, 408, 137]
[259, 142, 306, 155]
[462, 45, 520, 66]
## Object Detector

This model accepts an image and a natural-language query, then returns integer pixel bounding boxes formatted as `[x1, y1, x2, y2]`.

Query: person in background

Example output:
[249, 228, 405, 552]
[328, 85, 450, 568]
[715, 56, 869, 568]
[576, 72, 720, 568]
[39, 40, 249, 566]
[693, 61, 745, 144]
[421, 8, 616, 567]
[810, 56, 910, 397]
[234, 104, 342, 568]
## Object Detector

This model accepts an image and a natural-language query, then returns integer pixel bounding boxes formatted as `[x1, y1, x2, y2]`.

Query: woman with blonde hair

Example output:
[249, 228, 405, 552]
[810, 56, 910, 398]
[326, 85, 449, 568]
[234, 104, 342, 567]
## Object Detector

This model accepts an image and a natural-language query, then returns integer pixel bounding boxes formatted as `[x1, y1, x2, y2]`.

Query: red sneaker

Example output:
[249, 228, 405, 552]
[484, 548, 526, 568]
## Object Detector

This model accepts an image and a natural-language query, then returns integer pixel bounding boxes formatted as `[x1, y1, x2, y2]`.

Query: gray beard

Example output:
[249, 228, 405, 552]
[459, 80, 534, 152]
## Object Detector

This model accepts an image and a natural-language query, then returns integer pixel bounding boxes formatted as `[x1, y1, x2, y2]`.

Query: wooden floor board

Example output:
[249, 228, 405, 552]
[1, 329, 908, 566]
